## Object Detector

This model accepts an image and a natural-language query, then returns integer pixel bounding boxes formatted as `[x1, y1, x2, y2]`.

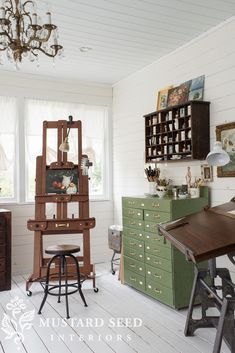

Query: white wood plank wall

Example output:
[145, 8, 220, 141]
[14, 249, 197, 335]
[0, 72, 114, 275]
[112, 17, 235, 224]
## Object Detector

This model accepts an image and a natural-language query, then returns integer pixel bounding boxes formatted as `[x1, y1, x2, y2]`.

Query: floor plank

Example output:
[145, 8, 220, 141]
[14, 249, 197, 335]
[0, 264, 231, 353]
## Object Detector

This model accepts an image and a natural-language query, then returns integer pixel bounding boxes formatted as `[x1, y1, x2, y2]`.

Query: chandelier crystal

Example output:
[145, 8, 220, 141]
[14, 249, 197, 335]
[0, 0, 63, 68]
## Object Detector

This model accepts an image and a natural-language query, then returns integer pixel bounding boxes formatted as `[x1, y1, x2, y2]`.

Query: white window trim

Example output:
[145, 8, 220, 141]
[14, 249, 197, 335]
[0, 95, 112, 204]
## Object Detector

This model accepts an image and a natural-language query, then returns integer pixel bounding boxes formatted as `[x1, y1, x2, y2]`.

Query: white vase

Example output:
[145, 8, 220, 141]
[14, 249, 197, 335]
[156, 186, 167, 198]
[148, 182, 156, 195]
[189, 188, 200, 198]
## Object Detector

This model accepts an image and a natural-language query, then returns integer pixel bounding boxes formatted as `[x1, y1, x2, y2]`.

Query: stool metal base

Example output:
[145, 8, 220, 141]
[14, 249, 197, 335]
[38, 253, 87, 319]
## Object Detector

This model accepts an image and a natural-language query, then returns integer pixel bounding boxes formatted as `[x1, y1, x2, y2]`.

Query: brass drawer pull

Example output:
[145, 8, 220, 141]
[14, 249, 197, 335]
[130, 221, 136, 225]
[130, 252, 136, 256]
[153, 238, 161, 242]
[128, 201, 135, 205]
[55, 223, 69, 228]
[154, 260, 162, 265]
[152, 203, 160, 208]
[129, 242, 136, 246]
[155, 289, 162, 294]
[130, 277, 136, 282]
[153, 249, 160, 253]
[130, 264, 136, 268]
[129, 232, 137, 236]
[128, 211, 135, 215]
[154, 214, 161, 219]
[154, 274, 162, 279]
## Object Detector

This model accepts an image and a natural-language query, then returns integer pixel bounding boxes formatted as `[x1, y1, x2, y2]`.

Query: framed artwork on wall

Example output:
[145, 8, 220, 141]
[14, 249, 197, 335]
[156, 86, 173, 110]
[201, 164, 213, 182]
[216, 122, 235, 177]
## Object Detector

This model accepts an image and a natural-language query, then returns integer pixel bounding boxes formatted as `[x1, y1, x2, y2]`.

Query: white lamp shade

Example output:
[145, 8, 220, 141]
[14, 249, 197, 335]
[59, 137, 69, 152]
[206, 141, 230, 167]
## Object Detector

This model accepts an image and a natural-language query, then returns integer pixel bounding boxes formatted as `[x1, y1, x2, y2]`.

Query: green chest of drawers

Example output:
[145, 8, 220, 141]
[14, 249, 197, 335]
[122, 187, 208, 309]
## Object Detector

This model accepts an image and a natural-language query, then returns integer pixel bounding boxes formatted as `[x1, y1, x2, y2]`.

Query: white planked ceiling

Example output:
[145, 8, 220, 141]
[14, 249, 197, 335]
[1, 0, 235, 84]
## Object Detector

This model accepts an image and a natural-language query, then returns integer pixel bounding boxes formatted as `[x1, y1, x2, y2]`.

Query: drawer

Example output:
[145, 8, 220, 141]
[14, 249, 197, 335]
[146, 279, 174, 306]
[123, 218, 144, 230]
[123, 208, 143, 220]
[123, 227, 144, 241]
[146, 264, 173, 289]
[124, 256, 145, 276]
[145, 233, 171, 248]
[144, 199, 171, 212]
[145, 243, 172, 260]
[124, 269, 145, 292]
[123, 198, 147, 209]
[144, 220, 158, 233]
[144, 210, 170, 223]
[145, 253, 172, 272]
[0, 258, 6, 272]
[123, 237, 144, 251]
[0, 245, 6, 258]
[124, 245, 144, 262]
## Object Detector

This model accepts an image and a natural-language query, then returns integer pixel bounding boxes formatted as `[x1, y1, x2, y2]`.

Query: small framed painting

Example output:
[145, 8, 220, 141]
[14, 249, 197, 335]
[156, 86, 173, 110]
[46, 168, 78, 194]
[216, 122, 235, 177]
[188, 75, 205, 101]
[201, 164, 213, 182]
[167, 82, 190, 108]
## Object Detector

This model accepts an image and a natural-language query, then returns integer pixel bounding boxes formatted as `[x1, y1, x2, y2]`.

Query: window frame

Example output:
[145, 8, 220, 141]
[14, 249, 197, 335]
[0, 95, 111, 204]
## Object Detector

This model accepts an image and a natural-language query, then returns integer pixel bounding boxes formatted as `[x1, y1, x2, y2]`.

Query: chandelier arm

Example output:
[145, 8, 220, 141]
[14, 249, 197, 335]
[0, 30, 12, 43]
[26, 28, 52, 46]
[35, 46, 58, 58]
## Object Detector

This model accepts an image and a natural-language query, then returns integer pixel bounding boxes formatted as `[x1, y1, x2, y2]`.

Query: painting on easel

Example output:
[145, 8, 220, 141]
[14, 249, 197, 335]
[46, 168, 78, 194]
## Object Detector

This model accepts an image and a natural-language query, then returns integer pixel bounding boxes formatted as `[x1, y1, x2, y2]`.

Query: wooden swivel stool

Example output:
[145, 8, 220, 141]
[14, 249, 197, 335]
[38, 245, 88, 319]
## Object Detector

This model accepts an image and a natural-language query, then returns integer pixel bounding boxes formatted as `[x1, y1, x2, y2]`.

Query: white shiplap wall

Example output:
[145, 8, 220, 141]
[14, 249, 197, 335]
[0, 71, 113, 275]
[112, 17, 235, 224]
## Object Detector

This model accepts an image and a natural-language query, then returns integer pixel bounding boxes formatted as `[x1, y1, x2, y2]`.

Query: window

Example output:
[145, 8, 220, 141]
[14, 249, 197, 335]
[0, 96, 17, 201]
[25, 99, 109, 202]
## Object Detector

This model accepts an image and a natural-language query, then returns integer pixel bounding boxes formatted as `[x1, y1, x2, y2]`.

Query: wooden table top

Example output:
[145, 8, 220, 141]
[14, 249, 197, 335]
[158, 200, 235, 263]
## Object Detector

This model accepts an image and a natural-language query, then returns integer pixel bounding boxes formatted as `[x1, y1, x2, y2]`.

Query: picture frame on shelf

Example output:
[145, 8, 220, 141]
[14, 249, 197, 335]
[188, 75, 205, 101]
[201, 164, 213, 182]
[156, 86, 173, 110]
[216, 122, 235, 177]
[167, 82, 191, 107]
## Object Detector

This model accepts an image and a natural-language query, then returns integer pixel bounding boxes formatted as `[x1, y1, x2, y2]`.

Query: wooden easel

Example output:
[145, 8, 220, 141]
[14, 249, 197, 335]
[26, 119, 97, 295]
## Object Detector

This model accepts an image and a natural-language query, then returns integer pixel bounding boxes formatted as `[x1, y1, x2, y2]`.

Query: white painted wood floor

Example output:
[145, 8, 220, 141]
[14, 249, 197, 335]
[0, 263, 230, 353]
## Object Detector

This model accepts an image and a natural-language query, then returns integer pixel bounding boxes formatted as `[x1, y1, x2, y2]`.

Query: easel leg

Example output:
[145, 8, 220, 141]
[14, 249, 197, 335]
[26, 230, 43, 292]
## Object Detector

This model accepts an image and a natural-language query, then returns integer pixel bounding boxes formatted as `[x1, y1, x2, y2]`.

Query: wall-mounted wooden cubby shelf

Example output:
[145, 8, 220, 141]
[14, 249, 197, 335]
[144, 101, 210, 163]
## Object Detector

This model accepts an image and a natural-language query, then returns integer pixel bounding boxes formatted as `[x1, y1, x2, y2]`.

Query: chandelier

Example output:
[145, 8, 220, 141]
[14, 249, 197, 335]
[0, 0, 63, 68]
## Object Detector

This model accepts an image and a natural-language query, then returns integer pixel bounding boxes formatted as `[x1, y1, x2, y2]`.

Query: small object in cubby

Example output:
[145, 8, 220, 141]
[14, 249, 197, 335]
[168, 137, 173, 143]
[187, 105, 191, 115]
[169, 111, 173, 120]
[174, 120, 179, 130]
[181, 131, 185, 140]
[148, 147, 151, 156]
[175, 133, 179, 142]
[169, 145, 173, 154]
[153, 126, 157, 135]
[164, 145, 167, 154]
[180, 107, 185, 117]
[188, 130, 192, 139]
[152, 116, 157, 125]
[166, 113, 169, 121]
[168, 123, 173, 131]
[175, 145, 179, 153]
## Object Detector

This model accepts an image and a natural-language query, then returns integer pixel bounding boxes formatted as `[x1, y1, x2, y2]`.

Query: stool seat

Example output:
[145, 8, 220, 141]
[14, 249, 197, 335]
[45, 244, 80, 255]
[39, 244, 87, 319]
